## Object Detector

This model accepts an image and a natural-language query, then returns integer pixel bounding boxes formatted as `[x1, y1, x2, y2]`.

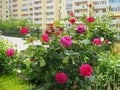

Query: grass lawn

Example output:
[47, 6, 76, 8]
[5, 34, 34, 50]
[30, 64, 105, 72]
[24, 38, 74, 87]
[0, 74, 33, 90]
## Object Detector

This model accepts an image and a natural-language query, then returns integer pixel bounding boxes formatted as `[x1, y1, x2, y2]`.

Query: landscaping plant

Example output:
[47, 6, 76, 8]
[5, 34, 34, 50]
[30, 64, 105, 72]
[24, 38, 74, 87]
[18, 5, 119, 90]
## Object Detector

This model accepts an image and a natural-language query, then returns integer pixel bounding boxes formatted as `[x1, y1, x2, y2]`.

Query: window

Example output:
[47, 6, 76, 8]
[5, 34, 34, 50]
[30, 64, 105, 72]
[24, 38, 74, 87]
[46, 0, 53, 3]
[111, 7, 120, 12]
[46, 18, 54, 21]
[109, 0, 120, 3]
[103, 9, 106, 13]
[21, 9, 28, 11]
[46, 12, 54, 15]
[47, 6, 53, 9]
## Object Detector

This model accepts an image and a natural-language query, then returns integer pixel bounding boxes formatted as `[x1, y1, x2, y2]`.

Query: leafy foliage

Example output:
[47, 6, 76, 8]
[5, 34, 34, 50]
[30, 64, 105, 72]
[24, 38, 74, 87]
[0, 40, 16, 75]
[18, 11, 120, 90]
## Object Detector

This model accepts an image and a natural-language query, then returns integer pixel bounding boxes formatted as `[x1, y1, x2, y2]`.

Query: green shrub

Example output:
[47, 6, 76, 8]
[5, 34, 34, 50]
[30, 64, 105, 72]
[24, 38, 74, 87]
[0, 40, 16, 75]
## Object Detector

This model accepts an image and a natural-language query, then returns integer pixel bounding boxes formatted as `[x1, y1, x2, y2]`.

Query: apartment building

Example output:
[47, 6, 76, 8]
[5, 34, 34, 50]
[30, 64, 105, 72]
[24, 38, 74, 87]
[0, 0, 12, 20]
[0, 0, 66, 30]
[0, 0, 120, 30]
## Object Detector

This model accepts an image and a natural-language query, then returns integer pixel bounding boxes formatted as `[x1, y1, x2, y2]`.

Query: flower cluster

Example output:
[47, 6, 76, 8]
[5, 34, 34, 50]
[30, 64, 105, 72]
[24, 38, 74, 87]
[19, 8, 115, 89]
[55, 64, 93, 84]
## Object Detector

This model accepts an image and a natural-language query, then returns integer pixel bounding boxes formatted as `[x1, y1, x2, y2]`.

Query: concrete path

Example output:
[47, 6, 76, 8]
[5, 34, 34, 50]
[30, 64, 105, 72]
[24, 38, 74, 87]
[0, 35, 41, 51]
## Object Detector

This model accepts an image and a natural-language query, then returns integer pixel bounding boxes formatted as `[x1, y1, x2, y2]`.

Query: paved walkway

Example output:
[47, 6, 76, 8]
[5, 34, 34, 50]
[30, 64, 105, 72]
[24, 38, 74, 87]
[0, 35, 41, 51]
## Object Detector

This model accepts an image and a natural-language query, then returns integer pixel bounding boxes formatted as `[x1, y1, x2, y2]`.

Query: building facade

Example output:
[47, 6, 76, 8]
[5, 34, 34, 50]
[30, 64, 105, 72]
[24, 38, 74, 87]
[0, 0, 120, 30]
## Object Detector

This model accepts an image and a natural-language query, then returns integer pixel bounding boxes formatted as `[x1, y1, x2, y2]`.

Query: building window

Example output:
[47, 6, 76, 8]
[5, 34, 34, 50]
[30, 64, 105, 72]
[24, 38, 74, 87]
[109, 0, 120, 3]
[46, 18, 54, 21]
[103, 9, 106, 13]
[47, 6, 53, 9]
[46, 0, 53, 3]
[111, 7, 120, 12]
[46, 12, 54, 15]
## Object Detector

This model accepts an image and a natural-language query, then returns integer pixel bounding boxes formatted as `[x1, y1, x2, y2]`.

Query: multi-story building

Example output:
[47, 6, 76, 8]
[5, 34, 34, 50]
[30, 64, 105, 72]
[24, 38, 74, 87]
[0, 0, 66, 30]
[0, 0, 12, 20]
[0, 0, 120, 30]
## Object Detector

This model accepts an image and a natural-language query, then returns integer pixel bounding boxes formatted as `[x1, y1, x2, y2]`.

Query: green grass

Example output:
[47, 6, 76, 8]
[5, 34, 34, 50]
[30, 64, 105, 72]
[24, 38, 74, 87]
[0, 74, 33, 90]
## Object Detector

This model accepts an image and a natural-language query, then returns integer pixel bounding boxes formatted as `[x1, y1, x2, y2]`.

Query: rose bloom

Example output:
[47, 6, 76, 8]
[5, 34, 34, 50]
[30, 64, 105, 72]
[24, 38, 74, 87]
[45, 26, 55, 36]
[76, 24, 86, 34]
[58, 27, 64, 31]
[92, 38, 102, 45]
[105, 39, 109, 44]
[57, 31, 62, 36]
[69, 11, 74, 17]
[42, 34, 50, 42]
[6, 48, 14, 57]
[55, 72, 68, 84]
[87, 4, 92, 8]
[20, 27, 28, 35]
[69, 18, 76, 24]
[86, 17, 95, 23]
[60, 36, 72, 47]
[79, 64, 93, 77]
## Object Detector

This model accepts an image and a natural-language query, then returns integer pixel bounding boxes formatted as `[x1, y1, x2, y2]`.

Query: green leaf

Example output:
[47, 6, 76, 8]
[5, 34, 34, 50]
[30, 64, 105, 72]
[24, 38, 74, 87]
[40, 57, 46, 67]
[86, 75, 95, 82]
[62, 56, 69, 64]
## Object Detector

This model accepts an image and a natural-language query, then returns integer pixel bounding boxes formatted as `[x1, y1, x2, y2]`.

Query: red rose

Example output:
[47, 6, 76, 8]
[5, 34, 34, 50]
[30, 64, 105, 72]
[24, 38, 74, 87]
[42, 34, 50, 42]
[69, 18, 76, 24]
[45, 27, 55, 36]
[86, 17, 95, 23]
[79, 64, 93, 77]
[20, 27, 28, 35]
[87, 4, 92, 8]
[105, 39, 109, 44]
[69, 11, 74, 17]
[55, 72, 68, 84]
[92, 38, 102, 46]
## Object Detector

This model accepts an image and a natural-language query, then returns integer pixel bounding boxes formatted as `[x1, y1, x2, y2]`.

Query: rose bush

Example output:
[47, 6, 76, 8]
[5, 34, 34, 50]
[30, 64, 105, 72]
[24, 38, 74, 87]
[18, 6, 119, 90]
[0, 40, 16, 75]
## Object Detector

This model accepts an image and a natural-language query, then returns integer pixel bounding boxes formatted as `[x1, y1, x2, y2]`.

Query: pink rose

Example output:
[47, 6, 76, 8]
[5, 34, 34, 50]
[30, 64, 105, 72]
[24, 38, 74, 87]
[42, 34, 50, 43]
[20, 27, 29, 35]
[6, 48, 14, 57]
[86, 17, 95, 23]
[76, 24, 86, 34]
[57, 31, 62, 36]
[92, 38, 102, 45]
[69, 11, 74, 17]
[55, 72, 68, 84]
[60, 36, 72, 47]
[79, 64, 93, 77]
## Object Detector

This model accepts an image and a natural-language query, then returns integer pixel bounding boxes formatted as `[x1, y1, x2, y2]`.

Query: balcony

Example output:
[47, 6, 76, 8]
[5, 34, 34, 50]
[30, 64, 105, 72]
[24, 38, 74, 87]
[35, 21, 42, 24]
[74, 0, 87, 2]
[109, 3, 120, 7]
[94, 4, 108, 9]
[12, 2, 18, 5]
[34, 4, 42, 8]
[112, 20, 120, 24]
[74, 5, 87, 10]
[34, 0, 42, 2]
[75, 12, 87, 17]
[12, 7, 18, 10]
[12, 11, 18, 14]
[34, 10, 42, 13]
[29, 11, 33, 13]
[34, 15, 42, 18]
[95, 13, 106, 16]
